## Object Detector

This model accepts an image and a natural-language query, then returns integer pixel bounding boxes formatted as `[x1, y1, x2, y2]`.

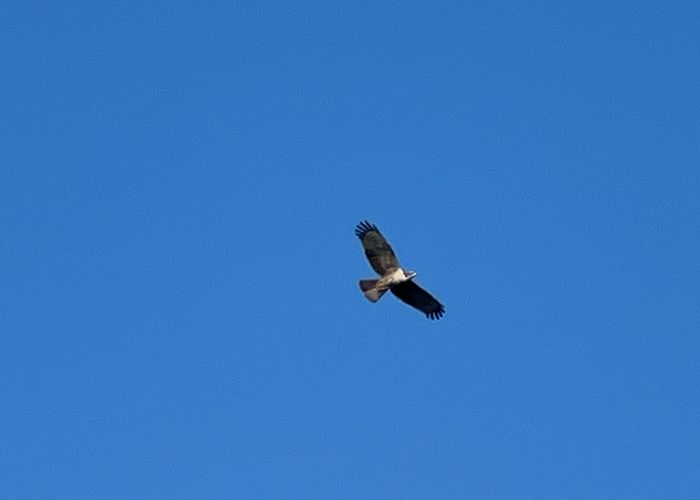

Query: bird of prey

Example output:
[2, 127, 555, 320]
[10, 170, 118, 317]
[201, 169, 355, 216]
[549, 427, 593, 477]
[355, 220, 445, 320]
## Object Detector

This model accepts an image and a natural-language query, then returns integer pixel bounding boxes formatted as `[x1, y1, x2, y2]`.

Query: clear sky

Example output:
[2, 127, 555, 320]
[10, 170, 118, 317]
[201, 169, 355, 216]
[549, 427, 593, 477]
[2, 1, 699, 498]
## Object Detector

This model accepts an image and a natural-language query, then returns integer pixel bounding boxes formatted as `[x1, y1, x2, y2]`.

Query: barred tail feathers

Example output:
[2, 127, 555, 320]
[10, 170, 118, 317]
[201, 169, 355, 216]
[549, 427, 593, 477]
[359, 279, 389, 302]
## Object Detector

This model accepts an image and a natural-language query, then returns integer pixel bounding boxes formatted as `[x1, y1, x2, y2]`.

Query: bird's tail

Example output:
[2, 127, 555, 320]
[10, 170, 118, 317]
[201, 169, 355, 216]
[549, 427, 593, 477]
[359, 279, 389, 302]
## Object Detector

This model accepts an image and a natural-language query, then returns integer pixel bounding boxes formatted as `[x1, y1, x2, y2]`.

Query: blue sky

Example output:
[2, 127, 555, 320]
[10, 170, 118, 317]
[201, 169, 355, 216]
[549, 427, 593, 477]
[2, 1, 699, 498]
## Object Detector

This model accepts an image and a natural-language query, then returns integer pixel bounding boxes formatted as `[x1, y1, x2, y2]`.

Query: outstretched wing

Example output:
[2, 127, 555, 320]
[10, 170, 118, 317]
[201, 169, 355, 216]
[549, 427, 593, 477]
[355, 221, 400, 275]
[390, 280, 445, 320]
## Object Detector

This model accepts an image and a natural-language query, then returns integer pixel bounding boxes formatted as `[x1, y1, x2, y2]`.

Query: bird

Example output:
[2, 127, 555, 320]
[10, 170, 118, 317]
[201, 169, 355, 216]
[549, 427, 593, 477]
[355, 220, 445, 320]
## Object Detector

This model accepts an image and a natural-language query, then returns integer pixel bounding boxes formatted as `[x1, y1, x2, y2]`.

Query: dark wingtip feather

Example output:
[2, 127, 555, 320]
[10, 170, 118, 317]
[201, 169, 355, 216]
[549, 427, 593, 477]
[355, 220, 378, 239]
[427, 304, 446, 320]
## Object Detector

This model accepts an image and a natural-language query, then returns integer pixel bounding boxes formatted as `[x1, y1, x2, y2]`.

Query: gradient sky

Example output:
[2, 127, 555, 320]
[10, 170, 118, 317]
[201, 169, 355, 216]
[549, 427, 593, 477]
[2, 1, 699, 498]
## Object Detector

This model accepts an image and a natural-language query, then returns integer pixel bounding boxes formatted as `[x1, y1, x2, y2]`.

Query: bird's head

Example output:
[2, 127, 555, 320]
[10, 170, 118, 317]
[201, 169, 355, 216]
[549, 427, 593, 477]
[404, 269, 417, 280]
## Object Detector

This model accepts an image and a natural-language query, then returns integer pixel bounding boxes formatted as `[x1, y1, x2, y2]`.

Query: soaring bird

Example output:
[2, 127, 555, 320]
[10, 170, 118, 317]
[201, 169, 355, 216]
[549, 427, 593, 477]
[355, 221, 445, 320]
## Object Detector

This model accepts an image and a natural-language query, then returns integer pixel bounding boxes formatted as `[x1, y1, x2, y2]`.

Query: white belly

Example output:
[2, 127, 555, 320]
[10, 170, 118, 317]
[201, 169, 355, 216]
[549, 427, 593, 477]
[384, 268, 409, 286]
